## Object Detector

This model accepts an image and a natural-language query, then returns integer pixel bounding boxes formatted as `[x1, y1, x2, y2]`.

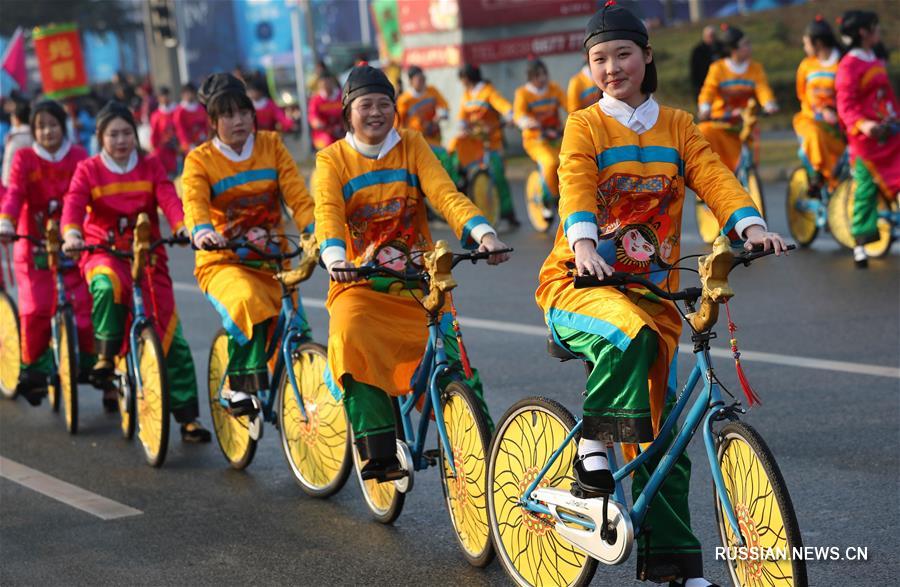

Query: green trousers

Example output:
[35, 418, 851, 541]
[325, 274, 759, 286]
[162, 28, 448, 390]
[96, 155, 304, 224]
[226, 320, 270, 393]
[850, 157, 881, 245]
[431, 144, 461, 187]
[90, 274, 200, 422]
[554, 324, 702, 579]
[343, 323, 491, 460]
[21, 348, 95, 376]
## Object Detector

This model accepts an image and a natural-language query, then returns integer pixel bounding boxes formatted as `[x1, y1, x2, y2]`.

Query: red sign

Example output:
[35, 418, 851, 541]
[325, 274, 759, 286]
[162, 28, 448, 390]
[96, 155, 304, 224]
[403, 44, 463, 69]
[33, 23, 88, 100]
[463, 30, 584, 64]
[397, 0, 460, 35]
[459, 0, 595, 28]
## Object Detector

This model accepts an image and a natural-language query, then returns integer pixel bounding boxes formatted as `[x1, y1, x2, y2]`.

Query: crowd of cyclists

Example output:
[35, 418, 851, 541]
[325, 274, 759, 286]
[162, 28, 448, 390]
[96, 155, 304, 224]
[0, 3, 896, 586]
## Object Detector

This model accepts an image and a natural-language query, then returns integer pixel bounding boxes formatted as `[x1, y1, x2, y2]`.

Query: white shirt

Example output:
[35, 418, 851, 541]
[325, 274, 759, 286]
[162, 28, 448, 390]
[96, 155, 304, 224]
[179, 100, 200, 112]
[252, 97, 270, 110]
[724, 58, 750, 75]
[213, 133, 255, 163]
[345, 128, 401, 160]
[100, 149, 138, 174]
[819, 49, 840, 67]
[847, 48, 876, 62]
[33, 138, 72, 163]
[598, 94, 660, 135]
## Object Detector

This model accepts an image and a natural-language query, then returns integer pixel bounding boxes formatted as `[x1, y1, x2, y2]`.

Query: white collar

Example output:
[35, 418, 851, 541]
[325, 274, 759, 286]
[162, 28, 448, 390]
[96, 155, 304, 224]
[581, 65, 591, 79]
[10, 123, 29, 134]
[410, 86, 426, 99]
[525, 82, 547, 96]
[33, 139, 72, 163]
[598, 94, 659, 135]
[213, 133, 255, 163]
[101, 149, 138, 174]
[179, 100, 199, 112]
[471, 82, 486, 95]
[346, 128, 401, 160]
[848, 48, 876, 62]
[252, 97, 270, 110]
[157, 103, 176, 114]
[724, 58, 750, 75]
[819, 49, 840, 67]
[319, 89, 340, 101]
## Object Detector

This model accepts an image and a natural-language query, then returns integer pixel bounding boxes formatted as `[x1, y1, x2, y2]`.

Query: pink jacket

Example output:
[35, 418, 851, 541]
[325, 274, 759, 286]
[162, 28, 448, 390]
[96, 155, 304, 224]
[255, 98, 294, 132]
[173, 103, 208, 153]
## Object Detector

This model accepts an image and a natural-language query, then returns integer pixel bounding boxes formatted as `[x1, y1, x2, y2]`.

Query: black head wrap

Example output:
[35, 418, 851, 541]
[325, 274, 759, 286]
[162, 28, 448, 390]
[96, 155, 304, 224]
[457, 64, 482, 84]
[407, 65, 424, 80]
[839, 10, 878, 48]
[341, 64, 395, 108]
[719, 25, 745, 52]
[804, 15, 839, 50]
[583, 1, 649, 50]
[198, 73, 247, 107]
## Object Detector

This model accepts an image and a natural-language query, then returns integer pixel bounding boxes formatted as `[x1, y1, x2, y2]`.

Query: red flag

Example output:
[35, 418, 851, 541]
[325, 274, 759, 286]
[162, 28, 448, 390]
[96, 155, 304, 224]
[1, 27, 27, 91]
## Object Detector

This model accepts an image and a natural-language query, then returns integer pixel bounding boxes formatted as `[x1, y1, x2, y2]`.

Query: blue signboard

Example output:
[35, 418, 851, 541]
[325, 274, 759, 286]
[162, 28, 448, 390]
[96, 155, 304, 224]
[82, 32, 122, 83]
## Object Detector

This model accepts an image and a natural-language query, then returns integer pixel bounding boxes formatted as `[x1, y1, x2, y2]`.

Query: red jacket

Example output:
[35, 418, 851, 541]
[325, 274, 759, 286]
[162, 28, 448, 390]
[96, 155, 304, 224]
[150, 106, 179, 175]
[254, 98, 294, 132]
[173, 102, 208, 153]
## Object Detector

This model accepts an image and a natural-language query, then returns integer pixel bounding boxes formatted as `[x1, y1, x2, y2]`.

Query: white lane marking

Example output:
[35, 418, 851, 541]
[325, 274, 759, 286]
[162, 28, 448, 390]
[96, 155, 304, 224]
[0, 456, 143, 520]
[173, 283, 899, 379]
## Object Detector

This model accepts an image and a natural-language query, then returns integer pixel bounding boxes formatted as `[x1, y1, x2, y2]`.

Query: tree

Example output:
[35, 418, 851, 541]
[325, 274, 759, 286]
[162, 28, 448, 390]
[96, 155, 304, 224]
[0, 0, 139, 37]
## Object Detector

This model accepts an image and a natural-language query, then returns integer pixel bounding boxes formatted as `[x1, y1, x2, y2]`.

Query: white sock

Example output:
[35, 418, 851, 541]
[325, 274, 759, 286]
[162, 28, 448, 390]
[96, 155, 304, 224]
[228, 390, 252, 403]
[578, 438, 609, 471]
[853, 246, 867, 262]
[684, 578, 713, 587]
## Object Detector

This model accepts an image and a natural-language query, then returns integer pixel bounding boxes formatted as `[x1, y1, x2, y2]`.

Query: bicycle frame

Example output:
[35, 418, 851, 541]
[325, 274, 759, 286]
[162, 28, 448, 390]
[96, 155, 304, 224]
[519, 339, 746, 546]
[124, 266, 154, 397]
[793, 149, 850, 229]
[50, 252, 79, 376]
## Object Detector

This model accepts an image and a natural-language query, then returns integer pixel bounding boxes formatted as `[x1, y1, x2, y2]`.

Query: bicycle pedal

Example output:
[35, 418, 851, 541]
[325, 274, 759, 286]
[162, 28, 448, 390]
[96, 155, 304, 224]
[569, 482, 609, 500]
[423, 449, 440, 466]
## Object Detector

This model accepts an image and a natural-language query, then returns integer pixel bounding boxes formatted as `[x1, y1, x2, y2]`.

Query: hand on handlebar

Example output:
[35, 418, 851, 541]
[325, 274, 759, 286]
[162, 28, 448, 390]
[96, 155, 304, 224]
[743, 225, 788, 256]
[192, 227, 226, 250]
[0, 218, 14, 244]
[477, 233, 512, 265]
[329, 259, 359, 283]
[573, 238, 613, 278]
[174, 226, 191, 247]
[763, 101, 779, 115]
[62, 233, 85, 258]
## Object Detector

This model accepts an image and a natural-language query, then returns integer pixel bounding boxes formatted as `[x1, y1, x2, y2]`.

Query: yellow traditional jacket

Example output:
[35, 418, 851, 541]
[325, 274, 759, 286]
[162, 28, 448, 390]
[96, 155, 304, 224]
[396, 85, 449, 147]
[536, 103, 762, 434]
[567, 66, 601, 113]
[514, 81, 567, 143]
[796, 52, 839, 120]
[699, 59, 775, 120]
[456, 82, 513, 151]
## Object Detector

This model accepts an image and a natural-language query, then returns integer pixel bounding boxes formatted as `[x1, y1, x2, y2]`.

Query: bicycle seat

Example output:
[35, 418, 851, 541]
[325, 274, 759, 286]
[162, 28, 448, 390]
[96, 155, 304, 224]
[547, 336, 575, 361]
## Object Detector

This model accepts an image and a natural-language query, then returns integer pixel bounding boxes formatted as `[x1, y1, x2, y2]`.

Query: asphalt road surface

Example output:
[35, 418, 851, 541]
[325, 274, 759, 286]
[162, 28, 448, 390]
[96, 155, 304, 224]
[2, 180, 898, 586]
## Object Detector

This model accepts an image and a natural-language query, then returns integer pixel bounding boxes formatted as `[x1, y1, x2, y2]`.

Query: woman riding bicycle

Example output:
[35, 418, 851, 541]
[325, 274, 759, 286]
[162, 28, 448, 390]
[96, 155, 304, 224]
[315, 64, 510, 483]
[536, 4, 786, 585]
[0, 100, 94, 406]
[698, 25, 778, 172]
[396, 65, 458, 185]
[793, 17, 845, 195]
[448, 64, 519, 229]
[182, 73, 315, 418]
[308, 74, 344, 151]
[60, 102, 210, 442]
[514, 57, 567, 219]
[835, 10, 899, 268]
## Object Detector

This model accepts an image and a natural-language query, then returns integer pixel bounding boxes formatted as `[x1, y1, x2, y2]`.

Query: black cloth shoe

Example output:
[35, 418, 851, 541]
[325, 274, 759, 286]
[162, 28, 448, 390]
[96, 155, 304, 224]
[102, 388, 119, 413]
[16, 371, 48, 406]
[181, 421, 212, 443]
[571, 452, 615, 497]
[89, 356, 115, 390]
[360, 455, 407, 483]
[227, 391, 259, 418]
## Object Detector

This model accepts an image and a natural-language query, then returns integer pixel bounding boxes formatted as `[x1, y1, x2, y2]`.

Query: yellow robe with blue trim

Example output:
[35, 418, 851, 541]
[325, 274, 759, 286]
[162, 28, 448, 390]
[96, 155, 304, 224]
[315, 129, 493, 396]
[567, 67, 600, 113]
[536, 104, 760, 439]
[793, 54, 845, 186]
[449, 82, 513, 169]
[181, 131, 314, 344]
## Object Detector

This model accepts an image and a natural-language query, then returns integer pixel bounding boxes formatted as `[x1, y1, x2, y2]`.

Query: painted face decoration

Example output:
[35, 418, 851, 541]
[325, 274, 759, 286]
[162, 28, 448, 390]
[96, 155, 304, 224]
[615, 224, 659, 268]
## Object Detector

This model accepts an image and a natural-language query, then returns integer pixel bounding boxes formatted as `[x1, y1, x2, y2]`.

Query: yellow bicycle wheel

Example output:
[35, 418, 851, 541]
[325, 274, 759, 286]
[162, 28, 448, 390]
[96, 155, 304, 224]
[487, 397, 597, 587]
[115, 355, 136, 439]
[136, 326, 169, 467]
[278, 342, 351, 497]
[524, 170, 553, 233]
[0, 291, 21, 399]
[57, 311, 78, 434]
[469, 170, 499, 225]
[785, 167, 818, 246]
[826, 179, 855, 249]
[351, 398, 405, 524]
[439, 381, 494, 567]
[862, 196, 895, 258]
[207, 328, 257, 469]
[715, 422, 807, 587]
[695, 198, 720, 244]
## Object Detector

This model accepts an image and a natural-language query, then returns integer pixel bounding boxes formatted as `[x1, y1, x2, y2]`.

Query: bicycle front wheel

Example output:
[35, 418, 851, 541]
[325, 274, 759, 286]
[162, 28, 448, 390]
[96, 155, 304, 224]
[438, 381, 494, 567]
[0, 291, 21, 399]
[487, 397, 598, 587]
[351, 398, 405, 524]
[785, 167, 818, 246]
[469, 169, 499, 225]
[136, 326, 169, 467]
[524, 169, 553, 233]
[208, 328, 257, 469]
[57, 310, 79, 434]
[715, 421, 807, 587]
[278, 341, 352, 498]
[826, 179, 856, 249]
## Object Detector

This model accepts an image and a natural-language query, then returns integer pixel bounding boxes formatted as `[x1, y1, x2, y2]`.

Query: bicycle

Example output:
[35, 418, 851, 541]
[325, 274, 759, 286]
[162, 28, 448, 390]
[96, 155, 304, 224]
[523, 127, 562, 234]
[825, 121, 900, 258]
[456, 122, 503, 225]
[68, 212, 185, 467]
[333, 241, 512, 567]
[785, 147, 850, 247]
[696, 100, 767, 244]
[205, 234, 352, 497]
[0, 239, 22, 400]
[487, 237, 806, 587]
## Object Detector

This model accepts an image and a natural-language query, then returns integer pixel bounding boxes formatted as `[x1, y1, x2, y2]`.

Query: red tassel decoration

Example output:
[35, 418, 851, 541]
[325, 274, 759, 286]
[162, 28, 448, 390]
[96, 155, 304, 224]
[725, 301, 762, 407]
[449, 302, 474, 379]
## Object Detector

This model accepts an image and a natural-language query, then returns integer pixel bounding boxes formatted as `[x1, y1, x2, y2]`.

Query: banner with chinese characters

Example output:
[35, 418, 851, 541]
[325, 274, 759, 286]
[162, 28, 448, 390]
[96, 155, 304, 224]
[33, 23, 89, 99]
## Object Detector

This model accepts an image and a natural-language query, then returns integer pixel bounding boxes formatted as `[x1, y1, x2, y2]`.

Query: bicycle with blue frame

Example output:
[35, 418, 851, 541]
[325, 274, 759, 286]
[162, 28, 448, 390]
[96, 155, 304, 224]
[487, 237, 806, 587]
[456, 122, 504, 226]
[205, 233, 353, 497]
[696, 100, 767, 244]
[332, 240, 512, 567]
[785, 144, 850, 247]
[523, 126, 563, 234]
[68, 212, 185, 466]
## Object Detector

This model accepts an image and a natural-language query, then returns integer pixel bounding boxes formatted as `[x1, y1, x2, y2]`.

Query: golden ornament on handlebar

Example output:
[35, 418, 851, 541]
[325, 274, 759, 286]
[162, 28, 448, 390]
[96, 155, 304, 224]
[45, 219, 61, 272]
[422, 239, 456, 313]
[132, 212, 152, 281]
[686, 235, 735, 332]
[275, 233, 321, 287]
[739, 98, 758, 144]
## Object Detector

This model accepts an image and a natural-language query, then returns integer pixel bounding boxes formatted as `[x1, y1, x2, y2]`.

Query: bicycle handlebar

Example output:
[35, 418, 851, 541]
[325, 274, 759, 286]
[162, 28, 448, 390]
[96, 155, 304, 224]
[69, 235, 189, 258]
[193, 238, 303, 261]
[331, 248, 514, 281]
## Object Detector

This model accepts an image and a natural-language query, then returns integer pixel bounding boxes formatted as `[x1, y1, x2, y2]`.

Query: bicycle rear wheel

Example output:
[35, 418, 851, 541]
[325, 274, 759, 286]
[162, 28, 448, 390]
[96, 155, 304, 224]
[208, 328, 257, 469]
[695, 198, 720, 244]
[56, 310, 78, 434]
[714, 421, 807, 587]
[351, 398, 406, 524]
[826, 179, 855, 249]
[0, 291, 20, 399]
[116, 354, 135, 439]
[438, 381, 494, 567]
[136, 325, 169, 467]
[278, 341, 352, 498]
[469, 169, 499, 225]
[786, 167, 818, 246]
[487, 396, 598, 587]
[524, 169, 553, 233]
